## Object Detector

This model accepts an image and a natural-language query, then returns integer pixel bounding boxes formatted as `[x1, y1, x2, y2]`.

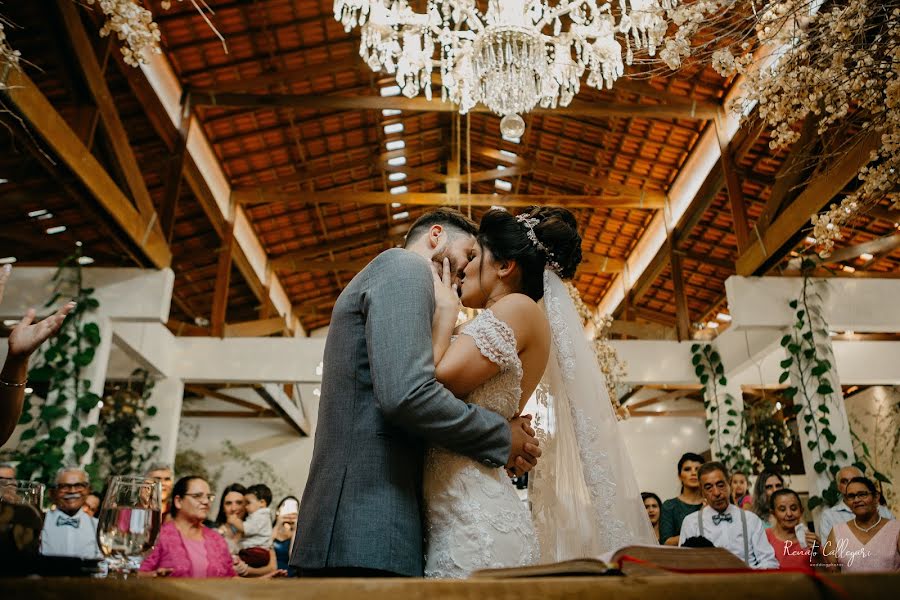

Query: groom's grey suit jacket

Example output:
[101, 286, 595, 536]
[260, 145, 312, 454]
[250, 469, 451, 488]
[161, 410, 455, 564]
[290, 249, 511, 576]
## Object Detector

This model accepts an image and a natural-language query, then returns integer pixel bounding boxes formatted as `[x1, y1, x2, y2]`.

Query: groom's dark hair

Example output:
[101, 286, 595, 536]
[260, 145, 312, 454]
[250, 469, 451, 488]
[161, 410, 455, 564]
[404, 208, 477, 247]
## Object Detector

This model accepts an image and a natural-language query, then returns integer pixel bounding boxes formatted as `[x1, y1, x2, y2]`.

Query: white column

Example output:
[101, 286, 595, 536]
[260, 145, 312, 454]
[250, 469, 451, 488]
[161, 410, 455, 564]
[143, 377, 185, 466]
[68, 316, 114, 465]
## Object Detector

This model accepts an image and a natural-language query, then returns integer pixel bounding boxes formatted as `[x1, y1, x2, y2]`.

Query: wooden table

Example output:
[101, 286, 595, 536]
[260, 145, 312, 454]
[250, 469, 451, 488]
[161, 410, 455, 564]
[1, 573, 897, 600]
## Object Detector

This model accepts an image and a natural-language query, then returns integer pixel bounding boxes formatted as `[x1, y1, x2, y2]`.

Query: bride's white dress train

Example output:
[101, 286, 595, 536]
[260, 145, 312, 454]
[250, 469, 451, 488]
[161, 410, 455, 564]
[424, 272, 656, 578]
[423, 309, 539, 578]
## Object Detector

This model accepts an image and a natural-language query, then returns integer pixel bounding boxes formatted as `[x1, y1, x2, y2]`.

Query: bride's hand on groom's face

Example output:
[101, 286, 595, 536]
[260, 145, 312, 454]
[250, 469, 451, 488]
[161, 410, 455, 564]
[506, 414, 541, 477]
[432, 257, 460, 316]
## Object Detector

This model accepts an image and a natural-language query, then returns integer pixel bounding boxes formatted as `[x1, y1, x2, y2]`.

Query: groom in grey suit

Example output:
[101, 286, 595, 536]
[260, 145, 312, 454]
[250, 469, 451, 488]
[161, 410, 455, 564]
[291, 208, 540, 577]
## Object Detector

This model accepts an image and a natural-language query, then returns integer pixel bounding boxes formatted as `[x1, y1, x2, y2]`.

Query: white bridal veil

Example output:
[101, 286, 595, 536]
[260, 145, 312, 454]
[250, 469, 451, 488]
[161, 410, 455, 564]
[530, 270, 657, 561]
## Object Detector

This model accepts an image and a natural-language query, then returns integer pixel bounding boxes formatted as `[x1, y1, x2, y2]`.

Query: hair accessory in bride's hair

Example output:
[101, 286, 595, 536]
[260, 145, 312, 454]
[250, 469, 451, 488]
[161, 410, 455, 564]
[516, 213, 562, 274]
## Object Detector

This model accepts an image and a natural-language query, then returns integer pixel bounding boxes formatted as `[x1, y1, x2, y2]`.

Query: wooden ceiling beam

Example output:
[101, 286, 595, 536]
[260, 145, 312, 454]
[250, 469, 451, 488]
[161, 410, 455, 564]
[736, 129, 882, 276]
[233, 190, 665, 210]
[223, 317, 288, 337]
[59, 0, 165, 242]
[210, 222, 235, 338]
[182, 409, 278, 418]
[271, 226, 408, 270]
[191, 90, 719, 120]
[184, 384, 267, 412]
[815, 233, 900, 267]
[0, 61, 171, 268]
[715, 113, 750, 254]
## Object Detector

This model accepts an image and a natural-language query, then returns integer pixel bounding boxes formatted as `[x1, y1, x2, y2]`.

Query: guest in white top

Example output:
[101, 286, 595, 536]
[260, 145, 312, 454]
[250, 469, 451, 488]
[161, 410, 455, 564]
[679, 462, 778, 569]
[40, 466, 101, 559]
[819, 465, 894, 542]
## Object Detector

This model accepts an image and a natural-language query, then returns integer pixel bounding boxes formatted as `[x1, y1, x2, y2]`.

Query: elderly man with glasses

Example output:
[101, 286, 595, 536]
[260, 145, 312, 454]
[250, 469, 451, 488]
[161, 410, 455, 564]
[40, 467, 101, 559]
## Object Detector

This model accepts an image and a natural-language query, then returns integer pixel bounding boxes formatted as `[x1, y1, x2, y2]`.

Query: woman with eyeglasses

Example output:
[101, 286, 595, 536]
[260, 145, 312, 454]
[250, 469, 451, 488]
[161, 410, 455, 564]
[138, 476, 236, 578]
[824, 477, 900, 572]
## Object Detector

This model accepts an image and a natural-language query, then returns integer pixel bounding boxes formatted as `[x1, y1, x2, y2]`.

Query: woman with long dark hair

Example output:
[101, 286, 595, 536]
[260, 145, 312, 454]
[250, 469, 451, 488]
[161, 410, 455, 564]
[658, 452, 705, 545]
[751, 472, 785, 527]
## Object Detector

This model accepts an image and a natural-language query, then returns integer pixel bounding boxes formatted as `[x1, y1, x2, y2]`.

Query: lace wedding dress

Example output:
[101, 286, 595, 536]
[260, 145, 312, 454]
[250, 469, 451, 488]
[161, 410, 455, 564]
[423, 273, 656, 578]
[423, 309, 540, 578]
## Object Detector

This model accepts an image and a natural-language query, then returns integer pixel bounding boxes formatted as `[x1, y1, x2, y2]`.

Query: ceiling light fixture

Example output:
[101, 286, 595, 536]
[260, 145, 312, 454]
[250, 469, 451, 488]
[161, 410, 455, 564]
[859, 252, 874, 261]
[388, 172, 407, 181]
[0, 257, 16, 265]
[385, 140, 406, 151]
[716, 313, 732, 322]
[387, 156, 407, 166]
[46, 225, 66, 235]
[336, 0, 669, 136]
[390, 185, 408, 195]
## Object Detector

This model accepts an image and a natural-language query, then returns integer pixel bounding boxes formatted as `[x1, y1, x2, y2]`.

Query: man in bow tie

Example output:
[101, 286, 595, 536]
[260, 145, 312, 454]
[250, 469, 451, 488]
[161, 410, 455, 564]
[679, 462, 778, 569]
[40, 467, 101, 559]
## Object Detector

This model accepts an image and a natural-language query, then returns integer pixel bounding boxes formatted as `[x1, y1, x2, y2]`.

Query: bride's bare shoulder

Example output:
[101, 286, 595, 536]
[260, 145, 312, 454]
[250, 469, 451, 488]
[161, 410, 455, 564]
[487, 294, 547, 338]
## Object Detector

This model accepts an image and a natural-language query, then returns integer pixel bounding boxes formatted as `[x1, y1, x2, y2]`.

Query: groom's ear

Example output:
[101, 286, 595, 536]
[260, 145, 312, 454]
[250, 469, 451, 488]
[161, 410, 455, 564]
[428, 224, 444, 248]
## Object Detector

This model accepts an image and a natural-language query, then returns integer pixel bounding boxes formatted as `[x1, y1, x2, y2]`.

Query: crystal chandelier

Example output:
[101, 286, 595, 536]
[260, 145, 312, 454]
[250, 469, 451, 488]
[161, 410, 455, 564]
[335, 0, 674, 135]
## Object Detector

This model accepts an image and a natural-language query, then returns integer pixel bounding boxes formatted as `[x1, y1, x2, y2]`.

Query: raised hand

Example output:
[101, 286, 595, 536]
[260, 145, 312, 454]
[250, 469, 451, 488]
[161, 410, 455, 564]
[432, 257, 460, 319]
[7, 302, 76, 360]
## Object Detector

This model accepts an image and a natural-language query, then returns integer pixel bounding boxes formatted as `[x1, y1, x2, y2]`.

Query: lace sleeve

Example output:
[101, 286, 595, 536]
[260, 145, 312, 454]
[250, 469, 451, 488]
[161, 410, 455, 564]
[460, 309, 519, 370]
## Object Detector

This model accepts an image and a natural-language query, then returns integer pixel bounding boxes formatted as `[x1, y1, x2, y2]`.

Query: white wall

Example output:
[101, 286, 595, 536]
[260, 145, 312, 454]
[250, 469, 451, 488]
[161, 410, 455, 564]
[618, 396, 710, 500]
[845, 386, 899, 514]
[177, 384, 321, 505]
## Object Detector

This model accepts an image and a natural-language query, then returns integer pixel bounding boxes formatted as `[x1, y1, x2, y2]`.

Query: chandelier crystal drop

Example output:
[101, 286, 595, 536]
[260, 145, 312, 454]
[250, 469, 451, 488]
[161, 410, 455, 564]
[335, 0, 675, 125]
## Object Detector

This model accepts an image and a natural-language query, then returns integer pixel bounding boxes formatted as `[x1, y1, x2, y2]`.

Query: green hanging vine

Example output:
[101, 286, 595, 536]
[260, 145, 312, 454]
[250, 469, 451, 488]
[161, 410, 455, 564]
[779, 270, 845, 509]
[14, 245, 102, 483]
[691, 343, 753, 477]
[92, 369, 160, 487]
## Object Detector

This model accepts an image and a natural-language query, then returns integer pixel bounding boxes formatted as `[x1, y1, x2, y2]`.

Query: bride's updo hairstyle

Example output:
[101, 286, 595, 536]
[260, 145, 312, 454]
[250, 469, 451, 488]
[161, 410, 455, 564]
[476, 206, 582, 301]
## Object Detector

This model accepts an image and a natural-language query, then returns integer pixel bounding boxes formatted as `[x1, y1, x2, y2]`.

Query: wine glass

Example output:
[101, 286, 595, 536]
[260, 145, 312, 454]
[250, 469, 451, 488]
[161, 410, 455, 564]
[96, 476, 161, 577]
[0, 480, 45, 558]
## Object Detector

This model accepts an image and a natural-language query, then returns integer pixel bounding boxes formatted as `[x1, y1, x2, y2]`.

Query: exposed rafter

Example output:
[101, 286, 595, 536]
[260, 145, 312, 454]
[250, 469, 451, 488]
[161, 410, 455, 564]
[0, 60, 172, 269]
[191, 90, 720, 120]
[232, 189, 665, 210]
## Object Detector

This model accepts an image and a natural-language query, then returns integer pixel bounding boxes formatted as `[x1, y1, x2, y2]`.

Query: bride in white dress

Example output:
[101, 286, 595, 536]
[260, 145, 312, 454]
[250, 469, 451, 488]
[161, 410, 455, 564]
[424, 208, 656, 578]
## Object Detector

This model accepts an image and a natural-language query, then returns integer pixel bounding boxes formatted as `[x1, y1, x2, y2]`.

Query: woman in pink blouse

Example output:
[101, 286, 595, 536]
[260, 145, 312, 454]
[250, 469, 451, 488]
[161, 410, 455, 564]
[138, 476, 236, 578]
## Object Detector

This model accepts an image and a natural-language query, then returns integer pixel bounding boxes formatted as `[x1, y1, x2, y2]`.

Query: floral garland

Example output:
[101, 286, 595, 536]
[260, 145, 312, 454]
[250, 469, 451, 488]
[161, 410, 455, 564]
[652, 1, 899, 253]
[0, 15, 20, 80]
[564, 282, 628, 417]
[1, 1, 223, 70]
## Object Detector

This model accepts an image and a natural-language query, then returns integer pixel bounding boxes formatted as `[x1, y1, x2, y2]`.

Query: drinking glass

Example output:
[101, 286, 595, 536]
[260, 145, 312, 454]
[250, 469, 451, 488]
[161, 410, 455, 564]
[96, 476, 161, 577]
[0, 480, 45, 558]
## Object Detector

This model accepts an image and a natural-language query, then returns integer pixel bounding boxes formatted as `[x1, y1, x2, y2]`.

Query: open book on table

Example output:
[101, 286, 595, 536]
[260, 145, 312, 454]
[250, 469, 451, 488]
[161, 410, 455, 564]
[470, 545, 747, 578]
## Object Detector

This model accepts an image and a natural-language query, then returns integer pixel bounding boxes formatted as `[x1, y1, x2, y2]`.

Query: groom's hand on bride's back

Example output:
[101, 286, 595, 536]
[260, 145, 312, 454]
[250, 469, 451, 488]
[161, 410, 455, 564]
[506, 414, 541, 477]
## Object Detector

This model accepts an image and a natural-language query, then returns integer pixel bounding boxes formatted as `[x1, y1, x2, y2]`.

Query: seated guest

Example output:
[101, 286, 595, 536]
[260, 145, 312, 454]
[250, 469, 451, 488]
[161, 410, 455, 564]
[145, 463, 175, 519]
[679, 462, 778, 569]
[0, 462, 15, 480]
[751, 471, 784, 528]
[273, 496, 300, 575]
[659, 452, 705, 545]
[139, 476, 235, 578]
[214, 483, 247, 554]
[730, 471, 752, 509]
[238, 484, 274, 568]
[40, 467, 101, 559]
[82, 491, 101, 518]
[641, 492, 662, 543]
[766, 489, 820, 571]
[825, 476, 900, 572]
[819, 465, 894, 543]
